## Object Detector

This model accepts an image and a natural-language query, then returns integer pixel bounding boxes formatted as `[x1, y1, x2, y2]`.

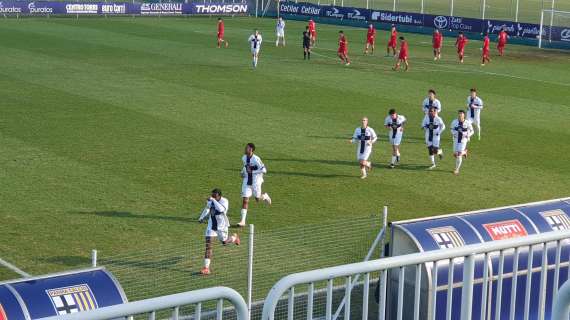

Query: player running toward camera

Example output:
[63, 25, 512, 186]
[350, 117, 378, 179]
[308, 19, 317, 46]
[384, 109, 406, 168]
[422, 89, 442, 114]
[386, 25, 397, 56]
[481, 33, 491, 66]
[432, 29, 443, 60]
[451, 110, 474, 175]
[497, 27, 509, 56]
[455, 32, 468, 63]
[422, 107, 446, 169]
[393, 36, 409, 71]
[466, 88, 484, 140]
[364, 23, 376, 54]
[198, 188, 240, 275]
[239, 143, 271, 227]
[303, 26, 311, 60]
[248, 30, 263, 68]
[338, 31, 350, 66]
[276, 17, 286, 47]
[217, 18, 229, 48]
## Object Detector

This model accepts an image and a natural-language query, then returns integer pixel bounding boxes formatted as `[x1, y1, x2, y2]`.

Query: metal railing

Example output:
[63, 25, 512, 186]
[552, 280, 570, 320]
[261, 229, 570, 320]
[38, 286, 249, 320]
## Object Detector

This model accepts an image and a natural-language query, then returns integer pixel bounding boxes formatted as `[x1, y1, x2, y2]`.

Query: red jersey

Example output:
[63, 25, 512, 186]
[367, 26, 376, 39]
[498, 31, 508, 45]
[217, 21, 224, 36]
[482, 36, 490, 52]
[433, 32, 443, 48]
[338, 35, 347, 52]
[456, 35, 468, 50]
[399, 40, 408, 59]
[388, 29, 397, 47]
[308, 20, 316, 32]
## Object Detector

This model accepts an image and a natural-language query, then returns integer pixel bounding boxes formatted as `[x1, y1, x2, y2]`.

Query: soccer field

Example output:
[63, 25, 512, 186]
[0, 16, 569, 288]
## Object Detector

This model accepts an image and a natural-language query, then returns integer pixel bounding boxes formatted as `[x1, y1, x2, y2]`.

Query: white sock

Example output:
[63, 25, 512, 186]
[240, 209, 247, 224]
[429, 155, 435, 165]
[261, 193, 269, 201]
[361, 167, 366, 176]
[438, 149, 443, 155]
[229, 235, 236, 243]
[456, 156, 463, 170]
[204, 258, 211, 268]
[276, 40, 279, 46]
[391, 156, 397, 164]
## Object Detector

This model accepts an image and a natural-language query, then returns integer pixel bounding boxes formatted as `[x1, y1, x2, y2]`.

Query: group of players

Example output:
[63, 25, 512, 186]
[216, 17, 510, 69]
[351, 88, 484, 180]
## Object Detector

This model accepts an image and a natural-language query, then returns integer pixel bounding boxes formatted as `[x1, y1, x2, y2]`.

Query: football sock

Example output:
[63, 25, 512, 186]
[204, 258, 211, 268]
[391, 156, 397, 164]
[429, 155, 435, 165]
[240, 209, 247, 224]
[307, 52, 310, 59]
[304, 52, 307, 60]
[456, 156, 463, 170]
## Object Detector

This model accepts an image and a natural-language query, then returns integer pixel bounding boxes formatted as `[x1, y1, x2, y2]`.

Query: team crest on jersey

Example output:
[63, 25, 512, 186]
[0, 303, 7, 320]
[46, 284, 98, 315]
[541, 209, 570, 231]
[427, 226, 465, 249]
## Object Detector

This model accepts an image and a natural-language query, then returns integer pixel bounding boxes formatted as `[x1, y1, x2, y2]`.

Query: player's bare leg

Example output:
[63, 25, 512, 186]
[225, 39, 229, 48]
[239, 197, 249, 227]
[453, 152, 463, 175]
[371, 43, 375, 54]
[255, 193, 272, 205]
[390, 145, 400, 168]
[427, 147, 437, 169]
[223, 234, 240, 246]
[364, 43, 369, 55]
[201, 237, 213, 275]
[393, 59, 401, 71]
[403, 59, 409, 71]
[345, 54, 350, 66]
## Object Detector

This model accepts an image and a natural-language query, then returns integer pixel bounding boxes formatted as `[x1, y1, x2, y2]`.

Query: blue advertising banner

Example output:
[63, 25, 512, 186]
[484, 19, 541, 38]
[425, 14, 484, 33]
[369, 10, 424, 26]
[278, 2, 323, 17]
[322, 6, 369, 21]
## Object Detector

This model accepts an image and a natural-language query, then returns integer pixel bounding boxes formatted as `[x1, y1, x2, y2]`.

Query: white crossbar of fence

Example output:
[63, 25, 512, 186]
[37, 287, 249, 320]
[262, 229, 570, 320]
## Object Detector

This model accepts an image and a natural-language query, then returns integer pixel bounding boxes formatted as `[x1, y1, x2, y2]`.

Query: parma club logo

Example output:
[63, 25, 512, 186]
[541, 209, 570, 231]
[0, 303, 7, 320]
[46, 284, 98, 315]
[427, 226, 465, 249]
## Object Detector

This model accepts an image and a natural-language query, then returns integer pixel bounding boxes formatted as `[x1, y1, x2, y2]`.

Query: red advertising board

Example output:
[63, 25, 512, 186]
[483, 219, 528, 240]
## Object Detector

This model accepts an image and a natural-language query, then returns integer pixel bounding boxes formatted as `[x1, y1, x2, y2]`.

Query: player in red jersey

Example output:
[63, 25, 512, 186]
[308, 19, 317, 47]
[481, 33, 491, 66]
[217, 18, 229, 48]
[497, 27, 509, 56]
[364, 23, 376, 54]
[386, 25, 397, 56]
[455, 32, 468, 63]
[432, 29, 443, 60]
[393, 36, 409, 71]
[338, 30, 350, 66]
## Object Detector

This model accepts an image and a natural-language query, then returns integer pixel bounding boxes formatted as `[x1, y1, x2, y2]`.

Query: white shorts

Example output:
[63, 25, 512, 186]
[454, 141, 468, 154]
[467, 109, 481, 126]
[251, 48, 260, 55]
[276, 30, 285, 37]
[241, 180, 263, 198]
[389, 132, 403, 146]
[205, 228, 229, 242]
[357, 147, 372, 161]
[425, 134, 441, 148]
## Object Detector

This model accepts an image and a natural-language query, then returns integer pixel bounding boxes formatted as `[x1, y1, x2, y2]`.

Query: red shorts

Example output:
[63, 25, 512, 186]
[497, 42, 506, 48]
[310, 30, 317, 38]
[217, 32, 224, 40]
[482, 49, 490, 57]
[457, 47, 465, 55]
[338, 48, 347, 55]
[388, 39, 397, 48]
[398, 52, 408, 60]
[433, 43, 442, 49]
[367, 36, 375, 45]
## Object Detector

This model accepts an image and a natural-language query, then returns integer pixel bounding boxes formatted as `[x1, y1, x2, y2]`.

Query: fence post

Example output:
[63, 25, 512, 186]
[460, 254, 475, 320]
[247, 224, 254, 318]
[539, 10, 544, 48]
[449, 0, 454, 16]
[515, 0, 519, 21]
[381, 206, 388, 258]
[481, 0, 486, 20]
[91, 249, 98, 268]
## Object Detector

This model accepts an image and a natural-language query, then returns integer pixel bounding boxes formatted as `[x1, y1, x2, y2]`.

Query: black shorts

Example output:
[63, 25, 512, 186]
[303, 43, 311, 49]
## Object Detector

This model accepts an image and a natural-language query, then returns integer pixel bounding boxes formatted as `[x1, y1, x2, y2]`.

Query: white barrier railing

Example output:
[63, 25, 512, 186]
[261, 229, 570, 320]
[38, 286, 248, 320]
[552, 280, 570, 320]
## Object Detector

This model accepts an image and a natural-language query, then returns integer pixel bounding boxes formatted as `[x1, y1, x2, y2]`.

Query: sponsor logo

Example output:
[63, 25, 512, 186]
[561, 29, 570, 42]
[434, 15, 448, 29]
[65, 3, 98, 14]
[448, 16, 474, 31]
[541, 209, 570, 230]
[140, 2, 182, 15]
[28, 2, 53, 14]
[195, 4, 247, 14]
[325, 7, 343, 19]
[101, 3, 126, 14]
[0, 303, 7, 320]
[47, 284, 98, 315]
[347, 8, 365, 20]
[373, 12, 415, 24]
[427, 226, 465, 249]
[483, 220, 528, 240]
[0, 2, 22, 13]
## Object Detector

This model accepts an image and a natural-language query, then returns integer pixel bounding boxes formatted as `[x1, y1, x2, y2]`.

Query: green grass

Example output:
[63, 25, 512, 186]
[0, 16, 569, 297]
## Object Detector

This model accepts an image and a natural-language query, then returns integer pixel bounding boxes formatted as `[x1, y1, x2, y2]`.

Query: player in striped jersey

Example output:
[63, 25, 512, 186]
[422, 107, 446, 169]
[248, 30, 263, 68]
[451, 110, 474, 175]
[384, 109, 406, 168]
[239, 143, 271, 227]
[466, 88, 484, 140]
[350, 117, 378, 179]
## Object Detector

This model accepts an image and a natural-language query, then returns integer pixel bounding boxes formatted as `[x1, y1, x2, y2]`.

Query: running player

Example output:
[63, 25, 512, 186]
[422, 107, 446, 169]
[466, 88, 484, 140]
[384, 109, 406, 168]
[364, 23, 376, 54]
[198, 188, 240, 275]
[422, 89, 442, 114]
[451, 110, 474, 175]
[481, 33, 491, 66]
[248, 30, 263, 68]
[433, 29, 443, 60]
[308, 18, 317, 46]
[386, 25, 397, 56]
[217, 18, 229, 48]
[393, 36, 409, 71]
[338, 30, 350, 66]
[455, 32, 468, 63]
[239, 143, 271, 227]
[497, 27, 509, 56]
[303, 26, 311, 60]
[276, 17, 286, 47]
[350, 117, 378, 179]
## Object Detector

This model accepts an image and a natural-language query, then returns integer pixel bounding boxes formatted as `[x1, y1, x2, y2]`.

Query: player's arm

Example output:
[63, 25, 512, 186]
[350, 129, 358, 143]
[198, 202, 211, 222]
[370, 129, 378, 144]
[439, 120, 446, 134]
[475, 98, 484, 109]
[252, 158, 267, 174]
[467, 122, 475, 138]
[209, 198, 228, 214]
[400, 117, 407, 131]
[421, 117, 427, 130]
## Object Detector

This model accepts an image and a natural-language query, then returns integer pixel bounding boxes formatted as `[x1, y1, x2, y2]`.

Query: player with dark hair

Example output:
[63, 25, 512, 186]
[455, 32, 468, 63]
[432, 29, 443, 60]
[303, 26, 311, 60]
[338, 31, 350, 66]
[393, 36, 409, 71]
[386, 25, 397, 56]
[451, 110, 474, 175]
[198, 188, 240, 275]
[497, 27, 509, 56]
[481, 33, 491, 66]
[239, 143, 271, 227]
[466, 88, 484, 140]
[350, 117, 378, 179]
[422, 107, 446, 169]
[422, 89, 442, 114]
[217, 18, 229, 48]
[364, 23, 376, 54]
[384, 109, 407, 168]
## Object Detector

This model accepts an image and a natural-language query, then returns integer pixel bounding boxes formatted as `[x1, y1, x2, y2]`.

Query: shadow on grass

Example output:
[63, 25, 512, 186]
[70, 211, 193, 223]
[264, 158, 355, 167]
[40, 255, 92, 267]
[269, 170, 356, 178]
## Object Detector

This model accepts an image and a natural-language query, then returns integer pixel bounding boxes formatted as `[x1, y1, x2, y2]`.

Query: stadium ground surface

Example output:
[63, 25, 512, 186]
[0, 16, 569, 288]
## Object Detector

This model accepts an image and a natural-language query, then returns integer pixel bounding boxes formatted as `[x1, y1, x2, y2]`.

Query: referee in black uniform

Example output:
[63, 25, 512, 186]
[303, 26, 311, 60]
